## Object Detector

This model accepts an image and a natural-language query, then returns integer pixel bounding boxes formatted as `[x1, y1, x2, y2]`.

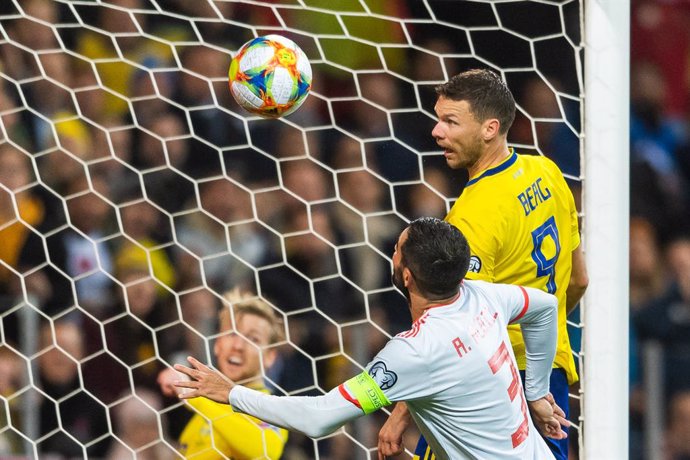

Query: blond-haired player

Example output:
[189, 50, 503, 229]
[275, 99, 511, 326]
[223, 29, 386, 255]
[158, 290, 287, 459]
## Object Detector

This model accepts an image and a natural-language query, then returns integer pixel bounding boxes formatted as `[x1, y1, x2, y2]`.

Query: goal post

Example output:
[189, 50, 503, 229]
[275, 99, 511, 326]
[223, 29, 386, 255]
[582, 0, 630, 457]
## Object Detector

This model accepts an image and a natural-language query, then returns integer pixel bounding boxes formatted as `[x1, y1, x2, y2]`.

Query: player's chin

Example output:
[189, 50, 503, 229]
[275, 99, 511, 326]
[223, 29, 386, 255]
[218, 364, 242, 380]
[444, 155, 464, 170]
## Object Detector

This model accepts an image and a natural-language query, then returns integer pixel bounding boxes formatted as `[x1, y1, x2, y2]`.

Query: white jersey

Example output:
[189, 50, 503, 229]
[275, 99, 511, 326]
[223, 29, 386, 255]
[368, 280, 556, 459]
[229, 280, 557, 460]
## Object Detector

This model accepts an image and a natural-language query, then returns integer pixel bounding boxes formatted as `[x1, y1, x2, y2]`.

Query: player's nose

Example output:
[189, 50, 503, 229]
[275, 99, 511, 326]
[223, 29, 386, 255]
[431, 122, 443, 139]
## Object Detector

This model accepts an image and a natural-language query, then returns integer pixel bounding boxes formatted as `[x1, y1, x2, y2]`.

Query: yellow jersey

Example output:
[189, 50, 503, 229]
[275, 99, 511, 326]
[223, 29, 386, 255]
[445, 149, 580, 384]
[179, 386, 288, 459]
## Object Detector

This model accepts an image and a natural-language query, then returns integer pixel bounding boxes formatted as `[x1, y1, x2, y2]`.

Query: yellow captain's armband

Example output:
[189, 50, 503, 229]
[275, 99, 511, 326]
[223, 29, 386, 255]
[344, 371, 391, 414]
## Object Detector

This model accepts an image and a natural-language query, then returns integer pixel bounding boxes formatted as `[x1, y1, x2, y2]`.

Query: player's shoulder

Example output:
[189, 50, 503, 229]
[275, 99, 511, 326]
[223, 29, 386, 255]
[395, 310, 435, 341]
[462, 279, 521, 302]
[517, 152, 565, 176]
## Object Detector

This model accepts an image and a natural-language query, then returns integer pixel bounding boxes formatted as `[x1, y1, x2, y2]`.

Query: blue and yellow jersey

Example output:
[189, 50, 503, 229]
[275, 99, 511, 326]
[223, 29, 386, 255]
[179, 385, 288, 459]
[445, 149, 580, 384]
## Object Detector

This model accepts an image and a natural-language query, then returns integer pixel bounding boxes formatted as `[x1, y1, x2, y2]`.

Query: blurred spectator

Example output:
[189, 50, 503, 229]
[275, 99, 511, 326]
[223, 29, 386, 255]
[631, 0, 690, 117]
[510, 75, 581, 178]
[334, 166, 402, 291]
[88, 117, 141, 202]
[0, 347, 26, 456]
[1, 0, 62, 140]
[283, 1, 407, 76]
[404, 166, 452, 219]
[161, 287, 220, 367]
[176, 45, 244, 151]
[0, 145, 44, 301]
[163, 1, 240, 45]
[117, 198, 176, 290]
[35, 117, 92, 181]
[75, 0, 177, 118]
[282, 158, 334, 202]
[17, 173, 116, 317]
[175, 178, 266, 292]
[98, 248, 174, 397]
[105, 388, 175, 460]
[665, 390, 690, 460]
[30, 116, 97, 235]
[134, 111, 196, 214]
[0, 76, 32, 148]
[128, 69, 177, 129]
[268, 158, 335, 246]
[630, 61, 689, 232]
[157, 290, 288, 459]
[356, 73, 419, 182]
[629, 216, 672, 310]
[37, 320, 109, 458]
[629, 216, 673, 459]
[634, 234, 690, 403]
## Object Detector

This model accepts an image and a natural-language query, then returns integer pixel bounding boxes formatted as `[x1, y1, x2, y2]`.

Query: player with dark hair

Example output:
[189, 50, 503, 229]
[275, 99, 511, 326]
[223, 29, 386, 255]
[379, 69, 589, 460]
[173, 217, 567, 460]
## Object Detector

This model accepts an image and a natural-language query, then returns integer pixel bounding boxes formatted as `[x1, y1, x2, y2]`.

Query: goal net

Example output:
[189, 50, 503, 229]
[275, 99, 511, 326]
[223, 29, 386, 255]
[0, 0, 621, 459]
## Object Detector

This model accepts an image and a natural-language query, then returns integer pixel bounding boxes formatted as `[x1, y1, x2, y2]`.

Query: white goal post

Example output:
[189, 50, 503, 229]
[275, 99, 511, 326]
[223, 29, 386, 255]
[583, 0, 629, 457]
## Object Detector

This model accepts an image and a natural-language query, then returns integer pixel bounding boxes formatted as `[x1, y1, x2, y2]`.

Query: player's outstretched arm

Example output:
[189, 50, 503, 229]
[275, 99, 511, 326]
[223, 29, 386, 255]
[174, 356, 367, 439]
[527, 392, 569, 440]
[377, 402, 412, 458]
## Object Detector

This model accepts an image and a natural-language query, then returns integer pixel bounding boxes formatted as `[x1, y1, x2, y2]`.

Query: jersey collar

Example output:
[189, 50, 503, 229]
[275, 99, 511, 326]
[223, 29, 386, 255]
[465, 148, 517, 187]
[423, 290, 461, 313]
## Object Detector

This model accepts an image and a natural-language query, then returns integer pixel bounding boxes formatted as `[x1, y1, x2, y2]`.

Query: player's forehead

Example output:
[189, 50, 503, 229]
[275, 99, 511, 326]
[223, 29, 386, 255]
[396, 227, 409, 249]
[224, 312, 272, 340]
[235, 312, 271, 339]
[434, 96, 473, 118]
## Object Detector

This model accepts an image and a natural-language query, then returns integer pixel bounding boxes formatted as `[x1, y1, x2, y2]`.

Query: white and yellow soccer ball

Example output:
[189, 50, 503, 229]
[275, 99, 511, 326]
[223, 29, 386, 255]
[228, 34, 312, 118]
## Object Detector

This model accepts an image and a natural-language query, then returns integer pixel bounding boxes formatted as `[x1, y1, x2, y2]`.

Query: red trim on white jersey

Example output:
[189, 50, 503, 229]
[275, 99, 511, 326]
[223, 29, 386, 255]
[398, 313, 428, 338]
[397, 292, 462, 338]
[338, 384, 361, 409]
[510, 286, 530, 323]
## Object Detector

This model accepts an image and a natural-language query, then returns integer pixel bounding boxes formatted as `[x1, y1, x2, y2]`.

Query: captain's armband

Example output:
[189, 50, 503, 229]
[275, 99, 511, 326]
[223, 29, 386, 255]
[342, 371, 391, 415]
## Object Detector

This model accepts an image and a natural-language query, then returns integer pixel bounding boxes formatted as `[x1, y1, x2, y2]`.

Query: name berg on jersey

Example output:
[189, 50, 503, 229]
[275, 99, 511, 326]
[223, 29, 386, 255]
[452, 306, 499, 359]
[516, 177, 552, 216]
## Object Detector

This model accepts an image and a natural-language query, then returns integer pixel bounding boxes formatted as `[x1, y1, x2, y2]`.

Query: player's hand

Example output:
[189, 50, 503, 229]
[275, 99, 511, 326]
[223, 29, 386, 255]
[173, 356, 235, 404]
[527, 393, 569, 440]
[378, 402, 411, 459]
[157, 367, 184, 397]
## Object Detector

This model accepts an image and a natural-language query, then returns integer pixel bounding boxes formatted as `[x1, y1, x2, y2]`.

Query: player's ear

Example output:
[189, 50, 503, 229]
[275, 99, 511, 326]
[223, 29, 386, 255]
[482, 118, 501, 141]
[213, 337, 221, 357]
[263, 348, 277, 370]
[403, 266, 413, 286]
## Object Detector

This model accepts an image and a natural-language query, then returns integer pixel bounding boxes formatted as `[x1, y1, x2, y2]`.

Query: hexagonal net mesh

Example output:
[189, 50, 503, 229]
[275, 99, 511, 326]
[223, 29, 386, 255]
[0, 1, 584, 458]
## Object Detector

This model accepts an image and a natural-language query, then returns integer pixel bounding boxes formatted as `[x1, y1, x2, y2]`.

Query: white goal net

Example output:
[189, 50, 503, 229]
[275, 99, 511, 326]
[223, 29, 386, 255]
[0, 0, 625, 459]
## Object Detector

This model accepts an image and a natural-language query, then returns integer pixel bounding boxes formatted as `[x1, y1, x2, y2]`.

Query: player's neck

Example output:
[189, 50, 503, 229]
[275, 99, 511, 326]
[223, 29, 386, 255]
[467, 143, 511, 178]
[409, 292, 460, 321]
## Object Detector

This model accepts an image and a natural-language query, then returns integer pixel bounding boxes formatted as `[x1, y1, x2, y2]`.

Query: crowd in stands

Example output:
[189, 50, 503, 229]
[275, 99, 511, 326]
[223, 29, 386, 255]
[1, 0, 688, 458]
[629, 1, 690, 459]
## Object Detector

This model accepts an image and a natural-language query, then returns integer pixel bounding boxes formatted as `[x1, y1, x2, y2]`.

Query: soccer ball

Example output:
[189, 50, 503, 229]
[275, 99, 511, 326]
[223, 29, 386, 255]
[228, 34, 312, 118]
